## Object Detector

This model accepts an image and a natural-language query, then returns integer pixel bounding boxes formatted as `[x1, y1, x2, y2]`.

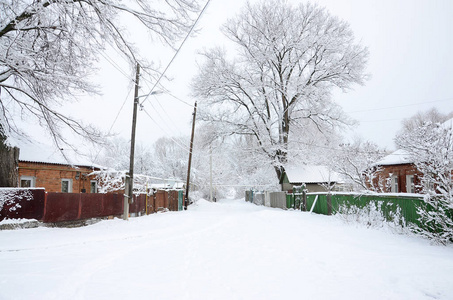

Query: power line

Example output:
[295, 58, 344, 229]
[347, 97, 453, 114]
[141, 107, 193, 154]
[139, 0, 213, 106]
[152, 96, 187, 136]
[98, 50, 135, 83]
[108, 85, 134, 134]
[93, 85, 134, 163]
[167, 92, 194, 107]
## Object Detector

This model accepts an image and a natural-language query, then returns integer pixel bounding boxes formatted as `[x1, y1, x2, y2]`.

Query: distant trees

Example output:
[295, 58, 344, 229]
[0, 0, 199, 147]
[399, 108, 453, 136]
[192, 0, 368, 181]
[396, 110, 453, 244]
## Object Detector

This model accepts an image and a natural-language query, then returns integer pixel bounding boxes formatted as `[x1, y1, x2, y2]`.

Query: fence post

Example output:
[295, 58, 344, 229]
[327, 193, 332, 216]
[302, 189, 307, 211]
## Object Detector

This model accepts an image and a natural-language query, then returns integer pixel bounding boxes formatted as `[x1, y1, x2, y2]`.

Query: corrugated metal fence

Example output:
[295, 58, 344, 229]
[0, 188, 184, 223]
[245, 191, 287, 209]
[303, 193, 425, 228]
[246, 190, 426, 228]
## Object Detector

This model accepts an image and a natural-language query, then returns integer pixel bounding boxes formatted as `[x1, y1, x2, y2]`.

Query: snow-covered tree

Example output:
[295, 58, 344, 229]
[396, 118, 453, 244]
[399, 107, 453, 136]
[0, 0, 199, 147]
[153, 136, 189, 180]
[192, 0, 368, 181]
[328, 138, 387, 192]
[94, 137, 153, 175]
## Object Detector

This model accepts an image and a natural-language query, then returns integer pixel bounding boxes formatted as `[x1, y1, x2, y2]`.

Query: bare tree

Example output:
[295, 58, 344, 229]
[192, 0, 368, 181]
[0, 0, 199, 148]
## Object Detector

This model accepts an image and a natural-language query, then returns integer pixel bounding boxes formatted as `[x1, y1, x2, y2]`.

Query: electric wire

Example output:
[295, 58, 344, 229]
[139, 0, 213, 106]
[346, 97, 453, 114]
[153, 96, 188, 136]
[141, 107, 193, 155]
[167, 92, 194, 107]
[92, 85, 134, 163]
[98, 49, 135, 83]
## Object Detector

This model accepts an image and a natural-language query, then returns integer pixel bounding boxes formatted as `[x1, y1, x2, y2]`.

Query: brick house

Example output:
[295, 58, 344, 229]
[19, 160, 101, 193]
[372, 149, 422, 194]
[15, 143, 103, 193]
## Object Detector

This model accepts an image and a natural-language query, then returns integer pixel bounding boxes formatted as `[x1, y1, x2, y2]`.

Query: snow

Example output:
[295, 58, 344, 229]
[0, 218, 38, 225]
[9, 138, 103, 168]
[1, 198, 452, 300]
[285, 165, 343, 183]
[375, 149, 414, 166]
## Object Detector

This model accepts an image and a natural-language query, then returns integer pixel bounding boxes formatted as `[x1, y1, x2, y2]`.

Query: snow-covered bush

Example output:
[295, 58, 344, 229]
[335, 200, 408, 234]
[0, 188, 33, 213]
[396, 119, 453, 245]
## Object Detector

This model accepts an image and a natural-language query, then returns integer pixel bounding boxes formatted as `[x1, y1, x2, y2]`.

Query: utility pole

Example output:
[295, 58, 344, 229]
[210, 144, 213, 202]
[185, 101, 197, 210]
[123, 63, 140, 220]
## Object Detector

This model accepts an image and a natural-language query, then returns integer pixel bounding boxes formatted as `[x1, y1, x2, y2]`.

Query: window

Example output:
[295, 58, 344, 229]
[406, 175, 415, 193]
[20, 176, 35, 188]
[391, 176, 398, 193]
[90, 181, 97, 193]
[61, 179, 73, 193]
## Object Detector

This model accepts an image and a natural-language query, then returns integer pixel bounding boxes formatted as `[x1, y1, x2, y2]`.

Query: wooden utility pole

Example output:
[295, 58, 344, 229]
[184, 101, 197, 210]
[123, 63, 140, 220]
[209, 144, 213, 202]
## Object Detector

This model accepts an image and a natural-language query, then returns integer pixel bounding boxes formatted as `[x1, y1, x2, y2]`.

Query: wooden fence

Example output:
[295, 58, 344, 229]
[0, 188, 184, 224]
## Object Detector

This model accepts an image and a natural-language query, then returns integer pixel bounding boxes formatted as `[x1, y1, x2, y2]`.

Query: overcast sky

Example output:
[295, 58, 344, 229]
[17, 0, 453, 161]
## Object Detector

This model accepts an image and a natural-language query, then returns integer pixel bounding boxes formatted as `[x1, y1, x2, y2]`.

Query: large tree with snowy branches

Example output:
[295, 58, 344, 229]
[192, 0, 369, 181]
[0, 0, 199, 146]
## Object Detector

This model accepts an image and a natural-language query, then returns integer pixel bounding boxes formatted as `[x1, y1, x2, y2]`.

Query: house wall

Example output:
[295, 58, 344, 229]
[373, 163, 422, 193]
[18, 161, 97, 193]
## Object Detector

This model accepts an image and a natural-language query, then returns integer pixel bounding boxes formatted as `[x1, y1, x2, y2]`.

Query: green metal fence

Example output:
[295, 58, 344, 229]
[286, 192, 426, 228]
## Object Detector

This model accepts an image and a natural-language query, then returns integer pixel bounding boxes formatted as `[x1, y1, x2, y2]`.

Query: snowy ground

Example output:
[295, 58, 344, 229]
[1, 198, 453, 300]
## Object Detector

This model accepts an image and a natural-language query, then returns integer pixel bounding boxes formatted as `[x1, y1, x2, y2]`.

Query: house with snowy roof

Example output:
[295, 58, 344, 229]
[372, 117, 453, 194]
[371, 149, 421, 194]
[16, 142, 103, 193]
[280, 165, 345, 193]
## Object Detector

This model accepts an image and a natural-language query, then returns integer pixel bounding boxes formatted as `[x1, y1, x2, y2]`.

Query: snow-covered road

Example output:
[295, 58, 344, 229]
[1, 199, 452, 299]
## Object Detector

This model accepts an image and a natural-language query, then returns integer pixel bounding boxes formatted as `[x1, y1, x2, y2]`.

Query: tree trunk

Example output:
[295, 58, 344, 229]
[274, 164, 286, 183]
[0, 138, 19, 187]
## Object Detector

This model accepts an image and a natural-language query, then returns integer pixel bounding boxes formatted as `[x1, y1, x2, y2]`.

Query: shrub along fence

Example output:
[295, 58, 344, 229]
[0, 188, 184, 224]
[247, 189, 431, 230]
[301, 192, 425, 228]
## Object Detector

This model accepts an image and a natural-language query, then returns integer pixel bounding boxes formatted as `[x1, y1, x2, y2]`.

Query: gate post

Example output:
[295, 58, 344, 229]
[327, 193, 332, 215]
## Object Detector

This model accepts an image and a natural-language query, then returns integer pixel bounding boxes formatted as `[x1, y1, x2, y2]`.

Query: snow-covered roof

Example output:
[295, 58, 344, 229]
[285, 165, 342, 184]
[375, 149, 414, 166]
[11, 139, 103, 169]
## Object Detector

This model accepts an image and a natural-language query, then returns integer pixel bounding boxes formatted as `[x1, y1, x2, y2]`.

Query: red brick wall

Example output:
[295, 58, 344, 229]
[18, 161, 97, 193]
[373, 163, 422, 193]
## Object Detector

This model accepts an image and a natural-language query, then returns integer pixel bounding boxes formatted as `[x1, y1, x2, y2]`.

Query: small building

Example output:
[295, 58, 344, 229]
[16, 142, 102, 193]
[280, 165, 344, 193]
[371, 149, 421, 194]
[19, 160, 101, 193]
